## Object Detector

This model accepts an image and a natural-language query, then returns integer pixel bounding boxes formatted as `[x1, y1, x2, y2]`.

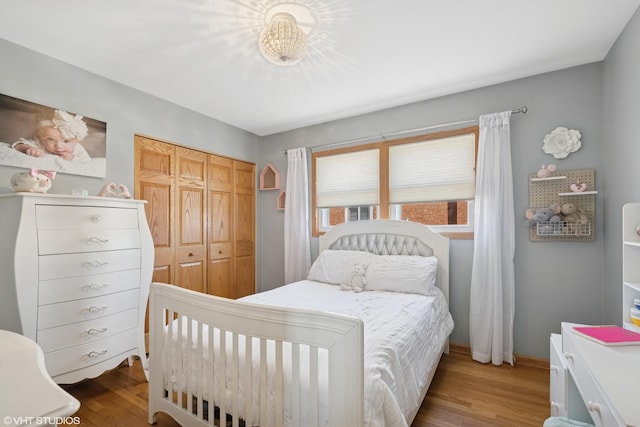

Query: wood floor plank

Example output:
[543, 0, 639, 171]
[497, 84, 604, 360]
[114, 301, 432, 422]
[61, 348, 550, 426]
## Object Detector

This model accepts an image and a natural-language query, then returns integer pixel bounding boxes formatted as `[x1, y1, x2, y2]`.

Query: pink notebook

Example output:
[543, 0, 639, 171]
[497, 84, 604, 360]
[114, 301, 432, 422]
[573, 325, 640, 346]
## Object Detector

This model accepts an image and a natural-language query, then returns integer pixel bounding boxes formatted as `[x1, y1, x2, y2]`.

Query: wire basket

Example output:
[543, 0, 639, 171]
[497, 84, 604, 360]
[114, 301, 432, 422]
[536, 221, 592, 236]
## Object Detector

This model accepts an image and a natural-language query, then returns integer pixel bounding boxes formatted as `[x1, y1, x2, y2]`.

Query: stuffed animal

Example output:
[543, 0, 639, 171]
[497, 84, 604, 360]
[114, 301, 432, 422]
[10, 168, 56, 193]
[340, 263, 367, 293]
[524, 203, 562, 227]
[537, 164, 557, 178]
[561, 203, 588, 225]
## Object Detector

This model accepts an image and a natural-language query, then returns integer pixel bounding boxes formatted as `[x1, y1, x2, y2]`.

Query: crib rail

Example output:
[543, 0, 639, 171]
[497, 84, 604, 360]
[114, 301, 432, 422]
[148, 282, 364, 427]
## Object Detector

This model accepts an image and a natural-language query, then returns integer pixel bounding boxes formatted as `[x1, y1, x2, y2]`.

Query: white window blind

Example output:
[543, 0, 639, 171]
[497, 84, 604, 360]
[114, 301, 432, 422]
[315, 149, 379, 208]
[389, 133, 476, 203]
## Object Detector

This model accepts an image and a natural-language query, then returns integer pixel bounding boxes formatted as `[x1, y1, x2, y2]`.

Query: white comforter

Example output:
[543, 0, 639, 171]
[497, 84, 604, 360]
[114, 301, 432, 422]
[164, 280, 454, 427]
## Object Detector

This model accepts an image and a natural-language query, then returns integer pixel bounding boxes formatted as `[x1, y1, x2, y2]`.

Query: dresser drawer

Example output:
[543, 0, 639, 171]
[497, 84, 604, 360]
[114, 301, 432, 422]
[549, 333, 568, 417]
[36, 205, 139, 230]
[37, 289, 139, 330]
[44, 328, 138, 377]
[37, 309, 138, 353]
[38, 228, 140, 255]
[39, 269, 141, 305]
[39, 249, 141, 280]
[562, 330, 624, 427]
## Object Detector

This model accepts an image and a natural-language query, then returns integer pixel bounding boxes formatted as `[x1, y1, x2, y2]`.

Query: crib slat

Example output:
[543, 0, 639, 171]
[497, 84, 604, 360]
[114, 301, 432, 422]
[244, 335, 253, 426]
[291, 343, 300, 425]
[208, 326, 215, 427]
[177, 314, 184, 409]
[219, 328, 227, 424]
[167, 310, 179, 403]
[231, 332, 239, 427]
[196, 322, 204, 421]
[275, 340, 283, 427]
[309, 345, 319, 427]
[186, 316, 193, 415]
[259, 338, 267, 426]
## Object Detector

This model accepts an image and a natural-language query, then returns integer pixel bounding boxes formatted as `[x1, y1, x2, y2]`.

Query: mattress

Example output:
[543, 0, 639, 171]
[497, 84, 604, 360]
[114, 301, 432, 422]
[163, 280, 454, 427]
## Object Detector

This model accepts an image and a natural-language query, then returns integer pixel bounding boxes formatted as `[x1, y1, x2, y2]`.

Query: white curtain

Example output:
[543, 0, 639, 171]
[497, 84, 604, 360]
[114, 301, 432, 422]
[469, 111, 515, 366]
[284, 148, 311, 284]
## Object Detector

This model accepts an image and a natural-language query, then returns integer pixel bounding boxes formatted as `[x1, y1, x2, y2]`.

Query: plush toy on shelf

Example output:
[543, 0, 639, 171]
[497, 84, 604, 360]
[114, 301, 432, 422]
[525, 203, 564, 234]
[561, 203, 588, 225]
[537, 164, 557, 178]
[524, 203, 562, 226]
[569, 180, 588, 192]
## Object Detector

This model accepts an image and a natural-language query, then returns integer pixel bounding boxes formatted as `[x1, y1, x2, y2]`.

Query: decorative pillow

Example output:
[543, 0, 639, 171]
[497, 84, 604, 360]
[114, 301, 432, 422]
[307, 250, 373, 286]
[365, 255, 438, 296]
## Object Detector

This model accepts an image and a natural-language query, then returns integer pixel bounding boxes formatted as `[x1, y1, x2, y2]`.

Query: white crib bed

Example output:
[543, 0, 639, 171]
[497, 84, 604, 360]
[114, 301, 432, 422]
[148, 219, 452, 427]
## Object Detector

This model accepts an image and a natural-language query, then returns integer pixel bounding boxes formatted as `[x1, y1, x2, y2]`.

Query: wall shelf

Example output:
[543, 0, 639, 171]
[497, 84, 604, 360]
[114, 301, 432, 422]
[623, 203, 640, 334]
[530, 175, 567, 182]
[259, 163, 280, 191]
[277, 191, 286, 211]
[528, 168, 596, 241]
[558, 191, 598, 196]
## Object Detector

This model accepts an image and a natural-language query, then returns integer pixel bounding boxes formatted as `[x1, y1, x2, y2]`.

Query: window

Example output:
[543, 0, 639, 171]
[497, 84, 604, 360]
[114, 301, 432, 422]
[312, 126, 478, 236]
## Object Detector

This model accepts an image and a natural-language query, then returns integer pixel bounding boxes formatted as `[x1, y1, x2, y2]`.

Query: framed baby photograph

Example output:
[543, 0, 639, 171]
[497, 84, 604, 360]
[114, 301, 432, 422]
[0, 94, 107, 178]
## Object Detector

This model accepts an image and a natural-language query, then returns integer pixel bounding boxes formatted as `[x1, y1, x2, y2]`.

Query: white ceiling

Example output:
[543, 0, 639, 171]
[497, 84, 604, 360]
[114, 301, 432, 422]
[1, 0, 639, 136]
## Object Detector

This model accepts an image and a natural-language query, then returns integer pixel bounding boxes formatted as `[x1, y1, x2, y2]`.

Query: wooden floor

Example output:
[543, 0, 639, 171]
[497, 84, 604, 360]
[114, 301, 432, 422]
[62, 347, 549, 426]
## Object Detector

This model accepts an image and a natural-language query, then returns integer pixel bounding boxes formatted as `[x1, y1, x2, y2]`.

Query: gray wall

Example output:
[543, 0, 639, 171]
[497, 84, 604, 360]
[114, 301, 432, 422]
[0, 38, 260, 197]
[602, 8, 640, 325]
[258, 63, 606, 359]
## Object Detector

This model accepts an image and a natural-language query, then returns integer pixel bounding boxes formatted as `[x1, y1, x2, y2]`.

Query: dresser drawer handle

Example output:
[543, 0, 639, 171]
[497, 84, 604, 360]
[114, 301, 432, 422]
[87, 350, 108, 358]
[84, 306, 108, 314]
[90, 214, 101, 223]
[82, 260, 110, 268]
[88, 236, 110, 244]
[550, 364, 561, 373]
[86, 328, 107, 336]
[83, 283, 109, 291]
[563, 352, 574, 361]
[587, 401, 601, 413]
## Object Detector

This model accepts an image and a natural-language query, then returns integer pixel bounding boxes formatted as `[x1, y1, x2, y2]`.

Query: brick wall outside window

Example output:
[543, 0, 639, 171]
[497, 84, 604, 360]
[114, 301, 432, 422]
[327, 202, 467, 226]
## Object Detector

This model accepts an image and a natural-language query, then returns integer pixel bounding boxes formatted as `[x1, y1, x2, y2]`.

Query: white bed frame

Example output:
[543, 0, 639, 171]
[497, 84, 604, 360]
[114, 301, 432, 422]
[148, 220, 449, 427]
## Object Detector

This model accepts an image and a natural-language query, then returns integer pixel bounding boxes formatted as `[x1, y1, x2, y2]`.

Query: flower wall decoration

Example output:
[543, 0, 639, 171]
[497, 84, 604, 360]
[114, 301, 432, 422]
[542, 127, 582, 159]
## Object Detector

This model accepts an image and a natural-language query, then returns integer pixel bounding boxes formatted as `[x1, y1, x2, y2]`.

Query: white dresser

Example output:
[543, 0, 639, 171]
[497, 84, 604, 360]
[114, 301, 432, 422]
[0, 193, 154, 384]
[550, 322, 640, 427]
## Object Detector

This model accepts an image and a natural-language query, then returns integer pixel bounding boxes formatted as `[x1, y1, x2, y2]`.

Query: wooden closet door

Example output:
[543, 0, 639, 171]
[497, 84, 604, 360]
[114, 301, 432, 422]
[134, 136, 174, 284]
[234, 161, 255, 298]
[174, 147, 207, 294]
[207, 155, 234, 298]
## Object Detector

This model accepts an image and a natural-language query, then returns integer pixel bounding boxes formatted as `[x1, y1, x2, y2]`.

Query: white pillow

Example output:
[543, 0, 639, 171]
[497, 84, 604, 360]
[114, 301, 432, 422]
[307, 250, 373, 286]
[365, 255, 438, 296]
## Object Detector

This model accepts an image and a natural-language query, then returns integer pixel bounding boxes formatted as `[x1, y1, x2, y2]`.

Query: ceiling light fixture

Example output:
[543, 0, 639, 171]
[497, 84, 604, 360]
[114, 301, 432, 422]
[259, 12, 308, 66]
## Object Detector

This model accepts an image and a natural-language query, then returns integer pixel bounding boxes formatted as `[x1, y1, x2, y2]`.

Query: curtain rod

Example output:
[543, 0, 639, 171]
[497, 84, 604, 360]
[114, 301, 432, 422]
[283, 106, 527, 155]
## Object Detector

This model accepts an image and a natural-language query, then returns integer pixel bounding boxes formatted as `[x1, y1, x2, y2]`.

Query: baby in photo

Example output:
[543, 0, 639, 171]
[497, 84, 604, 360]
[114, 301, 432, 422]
[11, 109, 91, 162]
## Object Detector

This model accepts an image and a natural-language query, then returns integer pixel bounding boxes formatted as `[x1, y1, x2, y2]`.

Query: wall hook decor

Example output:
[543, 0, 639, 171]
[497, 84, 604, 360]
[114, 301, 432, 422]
[542, 127, 582, 159]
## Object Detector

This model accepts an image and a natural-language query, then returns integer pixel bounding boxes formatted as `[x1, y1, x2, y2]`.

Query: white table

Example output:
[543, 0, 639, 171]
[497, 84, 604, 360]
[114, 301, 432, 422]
[550, 322, 640, 427]
[0, 330, 80, 426]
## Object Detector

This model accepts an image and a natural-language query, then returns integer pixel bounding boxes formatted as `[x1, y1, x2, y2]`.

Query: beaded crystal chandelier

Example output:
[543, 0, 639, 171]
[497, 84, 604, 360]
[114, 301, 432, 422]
[258, 12, 308, 66]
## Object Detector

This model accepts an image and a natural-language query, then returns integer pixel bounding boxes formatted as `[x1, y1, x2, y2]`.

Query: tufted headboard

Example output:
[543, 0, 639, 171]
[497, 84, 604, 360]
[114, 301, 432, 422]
[319, 220, 450, 302]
